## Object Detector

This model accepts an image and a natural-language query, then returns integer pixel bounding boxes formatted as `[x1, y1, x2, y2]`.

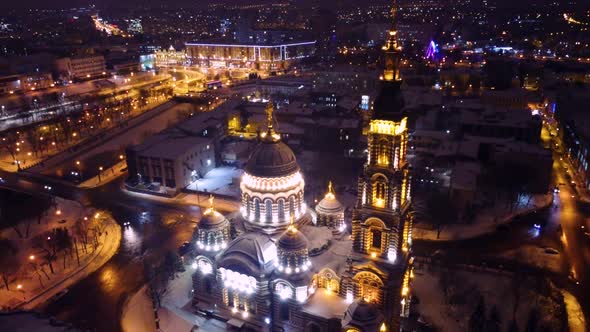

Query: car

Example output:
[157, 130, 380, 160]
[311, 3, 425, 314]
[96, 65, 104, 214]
[533, 223, 542, 229]
[544, 247, 559, 255]
[553, 187, 560, 193]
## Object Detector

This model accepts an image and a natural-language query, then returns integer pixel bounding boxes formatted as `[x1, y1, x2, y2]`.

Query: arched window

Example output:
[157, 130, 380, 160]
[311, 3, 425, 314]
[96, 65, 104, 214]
[265, 199, 273, 223]
[254, 198, 261, 222]
[245, 194, 250, 217]
[372, 176, 387, 208]
[377, 139, 389, 166]
[278, 199, 285, 221]
[289, 196, 295, 217]
[353, 272, 384, 304]
[371, 229, 382, 249]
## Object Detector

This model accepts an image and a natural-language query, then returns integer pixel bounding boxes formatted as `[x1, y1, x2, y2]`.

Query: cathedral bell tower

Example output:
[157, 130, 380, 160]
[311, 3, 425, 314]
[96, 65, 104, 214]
[341, 1, 414, 330]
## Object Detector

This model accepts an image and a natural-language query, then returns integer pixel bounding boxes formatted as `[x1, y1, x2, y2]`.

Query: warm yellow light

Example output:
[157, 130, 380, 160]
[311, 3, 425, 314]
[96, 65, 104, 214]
[56, 210, 62, 215]
[371, 252, 377, 258]
[402, 286, 409, 296]
[29, 255, 35, 260]
[370, 118, 407, 136]
[380, 322, 387, 332]
[374, 198, 385, 208]
[17, 284, 22, 290]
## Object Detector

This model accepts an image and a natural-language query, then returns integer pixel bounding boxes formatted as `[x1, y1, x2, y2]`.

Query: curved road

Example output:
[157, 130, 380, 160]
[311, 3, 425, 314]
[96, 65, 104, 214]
[0, 170, 233, 332]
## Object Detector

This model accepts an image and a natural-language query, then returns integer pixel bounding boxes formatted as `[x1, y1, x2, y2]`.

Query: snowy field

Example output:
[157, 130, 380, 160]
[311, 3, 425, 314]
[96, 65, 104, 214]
[412, 263, 566, 332]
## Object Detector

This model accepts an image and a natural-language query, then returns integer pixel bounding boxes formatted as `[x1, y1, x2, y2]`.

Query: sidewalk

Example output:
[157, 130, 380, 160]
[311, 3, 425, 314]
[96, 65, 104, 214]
[0, 200, 121, 310]
[413, 194, 553, 241]
[79, 160, 128, 188]
[123, 186, 241, 214]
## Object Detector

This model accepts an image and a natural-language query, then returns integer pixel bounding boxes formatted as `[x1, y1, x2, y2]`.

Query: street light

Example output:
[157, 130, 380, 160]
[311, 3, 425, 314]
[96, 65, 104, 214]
[98, 166, 103, 182]
[29, 255, 35, 261]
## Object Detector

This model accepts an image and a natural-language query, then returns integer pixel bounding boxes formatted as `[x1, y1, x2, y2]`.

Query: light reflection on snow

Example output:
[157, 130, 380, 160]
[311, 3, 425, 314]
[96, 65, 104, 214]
[123, 226, 141, 254]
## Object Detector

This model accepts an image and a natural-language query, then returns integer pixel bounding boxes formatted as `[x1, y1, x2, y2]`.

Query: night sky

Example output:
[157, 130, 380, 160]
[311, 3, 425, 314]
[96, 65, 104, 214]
[1, 0, 574, 10]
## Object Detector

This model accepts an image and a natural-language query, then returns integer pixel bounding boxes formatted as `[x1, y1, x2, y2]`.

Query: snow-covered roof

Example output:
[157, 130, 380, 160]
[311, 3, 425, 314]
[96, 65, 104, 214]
[218, 233, 277, 277]
[301, 288, 349, 319]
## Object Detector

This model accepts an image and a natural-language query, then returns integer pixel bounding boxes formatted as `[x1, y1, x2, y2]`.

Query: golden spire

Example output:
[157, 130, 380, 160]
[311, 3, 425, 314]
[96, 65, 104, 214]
[262, 101, 281, 141]
[383, 0, 400, 51]
[205, 194, 215, 214]
[325, 181, 335, 200]
[382, 0, 402, 81]
[288, 214, 297, 233]
[265, 101, 275, 133]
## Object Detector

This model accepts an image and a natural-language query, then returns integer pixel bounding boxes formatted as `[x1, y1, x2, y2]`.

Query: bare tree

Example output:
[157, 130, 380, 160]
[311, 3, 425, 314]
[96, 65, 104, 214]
[0, 238, 19, 290]
[414, 191, 457, 239]
[32, 231, 57, 274]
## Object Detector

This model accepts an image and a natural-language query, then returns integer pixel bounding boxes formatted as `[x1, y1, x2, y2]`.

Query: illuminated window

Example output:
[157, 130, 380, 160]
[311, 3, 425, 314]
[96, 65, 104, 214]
[353, 272, 383, 304]
[377, 139, 389, 166]
[373, 177, 387, 208]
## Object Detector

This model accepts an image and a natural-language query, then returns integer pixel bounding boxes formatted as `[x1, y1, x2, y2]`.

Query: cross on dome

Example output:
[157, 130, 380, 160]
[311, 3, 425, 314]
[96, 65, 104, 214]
[205, 194, 215, 214]
[287, 214, 297, 234]
[262, 101, 281, 141]
[325, 181, 336, 200]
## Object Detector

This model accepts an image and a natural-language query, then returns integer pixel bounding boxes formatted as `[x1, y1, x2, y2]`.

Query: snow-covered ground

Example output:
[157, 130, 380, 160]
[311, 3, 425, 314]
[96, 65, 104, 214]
[412, 263, 566, 331]
[0, 197, 121, 310]
[413, 194, 553, 241]
[121, 267, 229, 332]
[495, 244, 564, 274]
[186, 166, 243, 198]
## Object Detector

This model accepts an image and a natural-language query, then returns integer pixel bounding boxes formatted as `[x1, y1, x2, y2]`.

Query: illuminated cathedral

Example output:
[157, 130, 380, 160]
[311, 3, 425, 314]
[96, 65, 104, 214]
[191, 4, 413, 331]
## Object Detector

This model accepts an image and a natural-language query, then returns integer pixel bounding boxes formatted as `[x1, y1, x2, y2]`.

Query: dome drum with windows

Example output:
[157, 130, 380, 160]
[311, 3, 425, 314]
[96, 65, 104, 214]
[274, 221, 312, 276]
[195, 195, 230, 254]
[315, 181, 346, 233]
[240, 102, 307, 233]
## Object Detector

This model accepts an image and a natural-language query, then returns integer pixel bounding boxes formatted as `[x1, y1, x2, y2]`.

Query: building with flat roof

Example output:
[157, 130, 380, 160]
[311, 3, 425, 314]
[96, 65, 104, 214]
[126, 110, 227, 194]
[185, 40, 315, 71]
[55, 55, 106, 80]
